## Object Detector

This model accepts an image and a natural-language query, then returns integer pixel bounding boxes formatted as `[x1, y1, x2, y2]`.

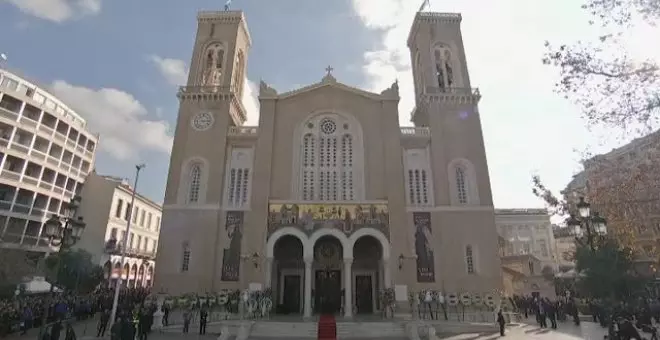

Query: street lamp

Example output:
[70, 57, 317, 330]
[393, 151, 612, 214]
[39, 195, 86, 336]
[109, 164, 146, 329]
[567, 197, 608, 251]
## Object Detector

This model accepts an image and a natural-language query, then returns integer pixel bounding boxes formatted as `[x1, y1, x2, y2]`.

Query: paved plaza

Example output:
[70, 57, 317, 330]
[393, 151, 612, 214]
[5, 318, 612, 340]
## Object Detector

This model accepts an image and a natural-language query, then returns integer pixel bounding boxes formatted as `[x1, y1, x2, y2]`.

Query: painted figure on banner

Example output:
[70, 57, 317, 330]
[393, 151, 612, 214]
[413, 212, 435, 282]
[268, 203, 389, 238]
[221, 211, 244, 281]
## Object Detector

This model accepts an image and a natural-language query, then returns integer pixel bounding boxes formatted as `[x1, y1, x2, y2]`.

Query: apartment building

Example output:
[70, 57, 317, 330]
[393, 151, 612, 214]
[0, 68, 98, 252]
[495, 208, 558, 270]
[75, 172, 161, 288]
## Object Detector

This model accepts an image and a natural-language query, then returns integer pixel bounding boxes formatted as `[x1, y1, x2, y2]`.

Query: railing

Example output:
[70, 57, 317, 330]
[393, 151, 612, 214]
[400, 127, 430, 137]
[105, 241, 157, 258]
[228, 126, 258, 136]
[419, 12, 462, 19]
[178, 85, 233, 94]
[424, 86, 480, 96]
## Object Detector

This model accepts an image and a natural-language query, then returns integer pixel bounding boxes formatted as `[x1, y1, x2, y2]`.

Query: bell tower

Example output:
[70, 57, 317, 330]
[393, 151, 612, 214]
[183, 10, 251, 126]
[164, 10, 252, 205]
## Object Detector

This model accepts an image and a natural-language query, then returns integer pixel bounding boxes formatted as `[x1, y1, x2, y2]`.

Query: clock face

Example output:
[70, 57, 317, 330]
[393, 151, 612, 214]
[191, 112, 214, 131]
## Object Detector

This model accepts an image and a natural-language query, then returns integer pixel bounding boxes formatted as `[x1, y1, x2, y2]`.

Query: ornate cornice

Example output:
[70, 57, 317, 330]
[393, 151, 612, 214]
[197, 10, 252, 47]
[177, 85, 246, 125]
[420, 87, 481, 105]
[407, 12, 462, 48]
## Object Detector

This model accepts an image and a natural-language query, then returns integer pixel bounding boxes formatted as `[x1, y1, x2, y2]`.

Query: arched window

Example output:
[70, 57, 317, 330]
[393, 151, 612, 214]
[233, 51, 245, 94]
[187, 164, 202, 203]
[201, 43, 225, 86]
[181, 242, 191, 272]
[465, 245, 475, 274]
[414, 51, 424, 94]
[455, 166, 468, 204]
[298, 114, 362, 201]
[433, 44, 454, 90]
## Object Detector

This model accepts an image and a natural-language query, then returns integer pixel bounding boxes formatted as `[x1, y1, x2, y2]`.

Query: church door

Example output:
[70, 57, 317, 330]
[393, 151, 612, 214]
[355, 275, 374, 314]
[314, 270, 341, 314]
[282, 275, 301, 314]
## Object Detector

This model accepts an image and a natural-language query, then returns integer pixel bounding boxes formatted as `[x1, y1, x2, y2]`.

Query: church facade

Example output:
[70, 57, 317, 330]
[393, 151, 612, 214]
[155, 10, 502, 317]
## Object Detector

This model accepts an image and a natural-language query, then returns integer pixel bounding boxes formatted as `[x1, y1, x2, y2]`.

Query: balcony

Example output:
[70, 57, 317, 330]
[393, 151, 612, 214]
[104, 239, 156, 259]
[228, 126, 258, 137]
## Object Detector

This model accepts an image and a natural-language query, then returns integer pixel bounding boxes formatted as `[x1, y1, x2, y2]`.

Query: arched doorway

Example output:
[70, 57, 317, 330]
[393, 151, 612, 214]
[313, 236, 343, 314]
[103, 261, 112, 281]
[273, 235, 304, 314]
[352, 235, 383, 314]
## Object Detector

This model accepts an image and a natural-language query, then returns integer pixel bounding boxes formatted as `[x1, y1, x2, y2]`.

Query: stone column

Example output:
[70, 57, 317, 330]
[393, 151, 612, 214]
[383, 258, 392, 288]
[303, 258, 313, 318]
[264, 257, 273, 288]
[344, 258, 353, 318]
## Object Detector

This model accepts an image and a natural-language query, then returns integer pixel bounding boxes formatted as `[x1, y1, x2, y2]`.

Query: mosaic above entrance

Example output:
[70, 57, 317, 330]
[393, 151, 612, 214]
[268, 203, 389, 238]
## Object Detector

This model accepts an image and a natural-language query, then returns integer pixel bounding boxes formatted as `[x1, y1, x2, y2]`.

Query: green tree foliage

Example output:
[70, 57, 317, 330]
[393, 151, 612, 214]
[45, 249, 103, 293]
[542, 0, 660, 133]
[0, 246, 38, 298]
[573, 237, 648, 299]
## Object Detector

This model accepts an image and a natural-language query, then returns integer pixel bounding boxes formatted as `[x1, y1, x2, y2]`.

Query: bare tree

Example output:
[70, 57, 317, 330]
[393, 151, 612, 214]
[543, 0, 660, 133]
[532, 140, 660, 254]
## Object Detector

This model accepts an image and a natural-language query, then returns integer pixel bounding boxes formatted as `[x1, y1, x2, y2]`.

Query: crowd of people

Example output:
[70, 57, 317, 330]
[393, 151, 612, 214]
[0, 287, 151, 339]
[510, 294, 582, 329]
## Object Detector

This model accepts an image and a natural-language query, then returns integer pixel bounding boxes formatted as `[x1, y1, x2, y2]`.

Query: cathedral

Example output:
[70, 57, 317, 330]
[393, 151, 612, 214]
[155, 9, 502, 318]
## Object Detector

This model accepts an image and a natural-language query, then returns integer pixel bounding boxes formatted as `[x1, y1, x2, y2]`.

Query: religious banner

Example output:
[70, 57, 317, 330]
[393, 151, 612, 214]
[267, 203, 389, 238]
[221, 211, 244, 281]
[413, 212, 435, 282]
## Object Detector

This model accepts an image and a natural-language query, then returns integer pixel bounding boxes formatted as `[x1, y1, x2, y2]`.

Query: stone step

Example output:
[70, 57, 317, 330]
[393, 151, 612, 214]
[336, 322, 406, 338]
[250, 321, 318, 338]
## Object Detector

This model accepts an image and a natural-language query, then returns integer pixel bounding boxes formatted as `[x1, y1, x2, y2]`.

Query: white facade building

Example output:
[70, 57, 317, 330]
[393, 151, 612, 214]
[0, 68, 98, 252]
[495, 208, 558, 270]
[75, 172, 161, 288]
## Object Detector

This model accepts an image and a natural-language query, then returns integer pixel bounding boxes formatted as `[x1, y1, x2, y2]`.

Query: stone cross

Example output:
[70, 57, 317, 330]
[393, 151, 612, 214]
[325, 65, 334, 76]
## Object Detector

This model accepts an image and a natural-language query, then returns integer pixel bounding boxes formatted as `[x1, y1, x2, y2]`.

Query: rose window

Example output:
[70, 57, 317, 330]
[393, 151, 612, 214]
[320, 119, 337, 134]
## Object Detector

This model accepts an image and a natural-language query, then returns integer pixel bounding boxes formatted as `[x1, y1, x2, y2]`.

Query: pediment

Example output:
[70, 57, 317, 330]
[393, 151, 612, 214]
[259, 74, 400, 102]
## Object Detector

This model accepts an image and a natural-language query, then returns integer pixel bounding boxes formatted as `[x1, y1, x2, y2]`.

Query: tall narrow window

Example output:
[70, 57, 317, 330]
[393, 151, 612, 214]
[299, 116, 358, 201]
[434, 45, 454, 90]
[115, 199, 123, 218]
[455, 167, 468, 204]
[188, 164, 202, 203]
[465, 245, 475, 274]
[181, 242, 191, 272]
[225, 149, 253, 208]
[404, 149, 433, 206]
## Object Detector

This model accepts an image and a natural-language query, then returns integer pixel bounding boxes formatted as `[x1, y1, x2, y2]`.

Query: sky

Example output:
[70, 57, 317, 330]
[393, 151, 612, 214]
[0, 0, 658, 208]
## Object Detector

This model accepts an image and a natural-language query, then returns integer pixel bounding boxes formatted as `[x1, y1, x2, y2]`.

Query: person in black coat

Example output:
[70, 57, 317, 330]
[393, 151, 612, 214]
[50, 320, 63, 340]
[497, 309, 506, 336]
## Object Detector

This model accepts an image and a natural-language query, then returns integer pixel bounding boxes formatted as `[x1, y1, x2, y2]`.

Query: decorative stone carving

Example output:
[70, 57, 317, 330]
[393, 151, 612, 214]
[380, 80, 399, 98]
[267, 203, 389, 238]
[259, 80, 278, 97]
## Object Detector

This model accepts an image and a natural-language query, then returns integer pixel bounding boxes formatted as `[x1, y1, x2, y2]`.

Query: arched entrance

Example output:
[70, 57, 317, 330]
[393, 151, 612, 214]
[273, 235, 304, 314]
[352, 236, 383, 314]
[313, 236, 343, 314]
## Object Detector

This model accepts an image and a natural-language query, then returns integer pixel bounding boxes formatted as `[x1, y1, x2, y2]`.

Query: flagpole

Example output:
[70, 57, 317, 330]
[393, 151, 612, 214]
[417, 0, 430, 12]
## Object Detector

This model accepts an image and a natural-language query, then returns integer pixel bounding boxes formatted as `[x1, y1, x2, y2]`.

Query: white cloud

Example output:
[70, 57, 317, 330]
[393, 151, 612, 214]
[50, 81, 173, 160]
[351, 0, 660, 208]
[242, 79, 260, 125]
[148, 56, 260, 125]
[148, 56, 188, 86]
[5, 0, 102, 23]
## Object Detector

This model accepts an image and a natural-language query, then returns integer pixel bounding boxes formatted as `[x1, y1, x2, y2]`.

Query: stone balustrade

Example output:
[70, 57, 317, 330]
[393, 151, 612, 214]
[228, 126, 258, 136]
[400, 127, 431, 137]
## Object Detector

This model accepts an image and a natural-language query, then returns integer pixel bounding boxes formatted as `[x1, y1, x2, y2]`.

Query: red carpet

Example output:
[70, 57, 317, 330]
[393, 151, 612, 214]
[317, 314, 337, 340]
